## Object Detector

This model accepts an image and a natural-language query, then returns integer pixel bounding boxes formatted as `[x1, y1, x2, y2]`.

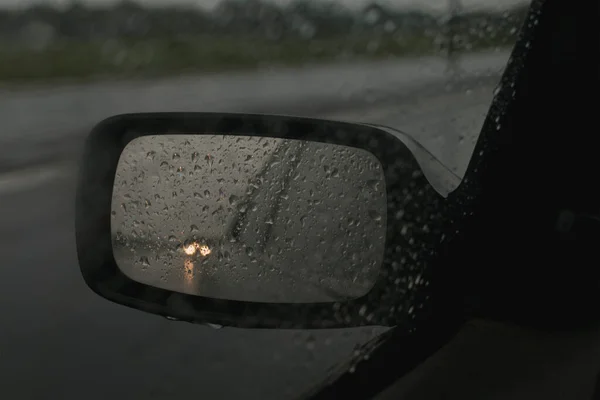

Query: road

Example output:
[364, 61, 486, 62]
[0, 49, 506, 172]
[0, 58, 499, 399]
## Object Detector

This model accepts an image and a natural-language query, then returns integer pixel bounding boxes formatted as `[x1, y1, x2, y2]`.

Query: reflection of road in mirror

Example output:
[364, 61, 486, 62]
[111, 134, 387, 303]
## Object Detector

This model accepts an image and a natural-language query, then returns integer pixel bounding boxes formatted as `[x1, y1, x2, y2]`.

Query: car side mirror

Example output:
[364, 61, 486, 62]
[75, 113, 454, 328]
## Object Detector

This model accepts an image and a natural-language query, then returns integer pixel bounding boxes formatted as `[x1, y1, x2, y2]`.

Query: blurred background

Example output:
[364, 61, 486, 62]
[0, 0, 526, 81]
[0, 0, 529, 399]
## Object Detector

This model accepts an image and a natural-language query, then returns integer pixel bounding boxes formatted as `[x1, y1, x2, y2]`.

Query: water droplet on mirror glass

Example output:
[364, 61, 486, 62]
[368, 210, 382, 221]
[139, 256, 150, 267]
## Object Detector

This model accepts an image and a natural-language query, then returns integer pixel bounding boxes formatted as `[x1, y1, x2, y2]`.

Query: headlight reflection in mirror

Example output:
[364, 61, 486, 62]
[111, 134, 387, 303]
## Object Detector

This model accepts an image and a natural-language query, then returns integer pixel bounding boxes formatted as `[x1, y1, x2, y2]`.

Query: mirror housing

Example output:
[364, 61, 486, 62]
[75, 113, 454, 328]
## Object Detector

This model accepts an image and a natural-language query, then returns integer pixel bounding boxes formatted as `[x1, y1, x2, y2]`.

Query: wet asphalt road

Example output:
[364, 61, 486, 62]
[0, 50, 506, 172]
[0, 59, 499, 399]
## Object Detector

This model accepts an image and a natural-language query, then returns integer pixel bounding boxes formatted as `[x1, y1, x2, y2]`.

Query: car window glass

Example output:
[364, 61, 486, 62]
[0, 0, 530, 399]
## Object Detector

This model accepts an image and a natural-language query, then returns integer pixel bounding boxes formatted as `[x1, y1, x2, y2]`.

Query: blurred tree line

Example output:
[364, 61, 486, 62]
[0, 0, 528, 44]
[0, 0, 530, 81]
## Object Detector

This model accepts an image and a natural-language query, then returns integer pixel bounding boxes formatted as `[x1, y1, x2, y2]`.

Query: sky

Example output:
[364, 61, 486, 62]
[0, 0, 530, 12]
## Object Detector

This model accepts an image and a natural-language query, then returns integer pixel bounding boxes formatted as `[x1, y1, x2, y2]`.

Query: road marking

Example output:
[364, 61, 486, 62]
[0, 164, 70, 194]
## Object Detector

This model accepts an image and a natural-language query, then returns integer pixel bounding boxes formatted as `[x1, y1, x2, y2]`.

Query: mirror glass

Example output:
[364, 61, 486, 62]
[111, 134, 387, 303]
